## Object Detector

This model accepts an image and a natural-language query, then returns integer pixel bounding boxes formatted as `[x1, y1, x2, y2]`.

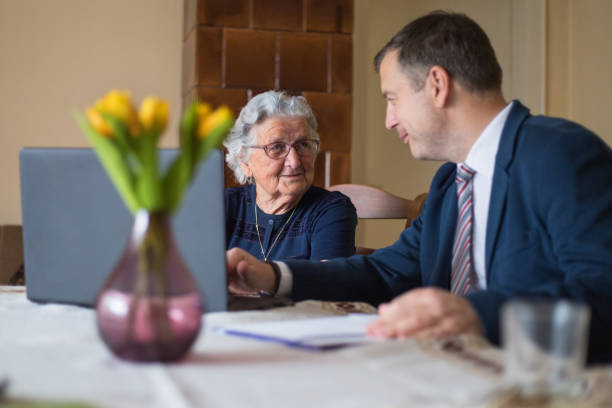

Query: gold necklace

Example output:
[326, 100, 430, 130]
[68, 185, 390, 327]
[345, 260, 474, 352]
[254, 202, 297, 261]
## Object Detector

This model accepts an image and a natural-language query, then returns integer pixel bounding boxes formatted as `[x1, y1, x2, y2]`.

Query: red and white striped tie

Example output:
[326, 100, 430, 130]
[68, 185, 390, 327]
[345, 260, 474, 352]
[451, 163, 476, 296]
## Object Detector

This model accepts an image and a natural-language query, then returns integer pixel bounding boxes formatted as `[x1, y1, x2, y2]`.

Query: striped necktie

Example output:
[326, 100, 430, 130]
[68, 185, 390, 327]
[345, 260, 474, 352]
[451, 163, 477, 295]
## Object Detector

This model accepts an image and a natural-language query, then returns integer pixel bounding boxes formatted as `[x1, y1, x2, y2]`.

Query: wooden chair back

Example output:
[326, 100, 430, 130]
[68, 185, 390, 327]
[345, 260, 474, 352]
[328, 184, 427, 255]
[0, 225, 24, 284]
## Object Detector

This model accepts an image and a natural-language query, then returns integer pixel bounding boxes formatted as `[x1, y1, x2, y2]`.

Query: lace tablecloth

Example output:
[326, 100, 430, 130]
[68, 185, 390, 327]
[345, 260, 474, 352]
[1, 286, 611, 408]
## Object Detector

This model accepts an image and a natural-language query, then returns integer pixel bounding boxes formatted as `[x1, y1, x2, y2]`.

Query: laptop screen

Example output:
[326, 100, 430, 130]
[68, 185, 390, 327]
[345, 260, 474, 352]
[19, 148, 227, 312]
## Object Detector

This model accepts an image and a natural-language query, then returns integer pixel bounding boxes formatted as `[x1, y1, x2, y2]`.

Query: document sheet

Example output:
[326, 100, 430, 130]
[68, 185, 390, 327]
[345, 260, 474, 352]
[214, 314, 380, 350]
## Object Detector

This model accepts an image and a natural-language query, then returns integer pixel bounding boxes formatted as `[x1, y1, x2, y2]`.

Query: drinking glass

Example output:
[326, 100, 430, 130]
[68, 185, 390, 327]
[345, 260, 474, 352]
[502, 299, 590, 397]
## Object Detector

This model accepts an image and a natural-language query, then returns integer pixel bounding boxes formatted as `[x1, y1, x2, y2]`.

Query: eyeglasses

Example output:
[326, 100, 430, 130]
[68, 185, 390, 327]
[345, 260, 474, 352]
[248, 139, 320, 160]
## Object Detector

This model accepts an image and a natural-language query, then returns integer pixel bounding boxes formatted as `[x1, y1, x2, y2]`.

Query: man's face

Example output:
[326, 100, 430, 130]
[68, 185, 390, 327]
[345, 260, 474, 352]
[379, 50, 447, 161]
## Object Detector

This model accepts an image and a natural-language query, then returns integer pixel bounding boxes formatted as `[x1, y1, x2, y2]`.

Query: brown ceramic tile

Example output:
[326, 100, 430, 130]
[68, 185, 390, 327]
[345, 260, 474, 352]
[224, 29, 276, 89]
[252, 0, 302, 31]
[331, 35, 352, 92]
[329, 152, 350, 185]
[313, 153, 326, 187]
[196, 0, 249, 28]
[283, 89, 305, 96]
[303, 92, 351, 152]
[279, 33, 328, 92]
[306, 0, 353, 33]
[313, 151, 350, 187]
[248, 89, 266, 99]
[182, 28, 222, 94]
[195, 27, 223, 88]
[190, 86, 249, 118]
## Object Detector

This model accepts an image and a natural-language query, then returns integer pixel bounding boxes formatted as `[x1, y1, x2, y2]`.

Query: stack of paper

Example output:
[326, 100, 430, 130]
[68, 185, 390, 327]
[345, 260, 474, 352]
[214, 314, 380, 350]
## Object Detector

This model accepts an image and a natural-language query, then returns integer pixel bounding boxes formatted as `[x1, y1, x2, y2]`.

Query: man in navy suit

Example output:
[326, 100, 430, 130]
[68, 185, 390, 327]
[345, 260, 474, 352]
[226, 11, 612, 363]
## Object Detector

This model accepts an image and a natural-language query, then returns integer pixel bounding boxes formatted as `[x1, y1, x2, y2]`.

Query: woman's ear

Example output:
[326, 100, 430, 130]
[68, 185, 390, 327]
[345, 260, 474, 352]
[240, 161, 252, 179]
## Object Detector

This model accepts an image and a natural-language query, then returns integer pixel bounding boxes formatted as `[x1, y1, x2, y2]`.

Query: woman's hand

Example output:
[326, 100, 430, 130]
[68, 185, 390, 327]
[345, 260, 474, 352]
[226, 247, 276, 295]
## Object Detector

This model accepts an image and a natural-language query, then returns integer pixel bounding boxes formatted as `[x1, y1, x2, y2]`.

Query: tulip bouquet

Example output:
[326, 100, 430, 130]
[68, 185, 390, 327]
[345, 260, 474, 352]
[75, 89, 232, 214]
[74, 90, 233, 362]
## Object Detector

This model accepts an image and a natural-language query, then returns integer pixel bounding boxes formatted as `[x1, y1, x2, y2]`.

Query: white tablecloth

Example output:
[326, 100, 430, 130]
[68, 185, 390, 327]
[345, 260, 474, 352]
[1, 286, 611, 408]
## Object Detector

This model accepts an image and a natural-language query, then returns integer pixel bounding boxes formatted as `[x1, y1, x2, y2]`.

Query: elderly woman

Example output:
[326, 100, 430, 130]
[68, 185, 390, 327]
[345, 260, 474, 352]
[224, 91, 357, 261]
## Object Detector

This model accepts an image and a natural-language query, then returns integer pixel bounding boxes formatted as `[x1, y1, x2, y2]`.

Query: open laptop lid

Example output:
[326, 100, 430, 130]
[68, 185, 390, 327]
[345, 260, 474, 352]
[19, 148, 227, 312]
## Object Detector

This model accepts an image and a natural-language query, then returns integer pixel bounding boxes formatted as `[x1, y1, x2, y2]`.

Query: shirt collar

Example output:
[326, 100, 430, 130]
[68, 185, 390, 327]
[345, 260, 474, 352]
[461, 101, 514, 179]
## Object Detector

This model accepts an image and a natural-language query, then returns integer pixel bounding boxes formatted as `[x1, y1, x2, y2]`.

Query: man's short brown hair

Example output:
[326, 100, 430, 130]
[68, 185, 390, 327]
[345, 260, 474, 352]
[374, 11, 502, 93]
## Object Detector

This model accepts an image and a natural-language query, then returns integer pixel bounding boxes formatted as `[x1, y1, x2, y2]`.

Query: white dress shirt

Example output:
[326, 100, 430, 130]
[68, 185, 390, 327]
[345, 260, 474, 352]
[462, 101, 513, 289]
[275, 101, 515, 296]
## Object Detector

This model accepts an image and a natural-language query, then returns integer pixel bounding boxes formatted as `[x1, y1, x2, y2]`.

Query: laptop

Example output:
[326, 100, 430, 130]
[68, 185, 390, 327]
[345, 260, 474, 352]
[19, 148, 227, 312]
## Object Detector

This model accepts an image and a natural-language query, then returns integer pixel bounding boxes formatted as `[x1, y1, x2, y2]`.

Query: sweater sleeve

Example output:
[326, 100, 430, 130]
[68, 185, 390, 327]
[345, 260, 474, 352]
[288, 206, 425, 304]
[308, 193, 357, 260]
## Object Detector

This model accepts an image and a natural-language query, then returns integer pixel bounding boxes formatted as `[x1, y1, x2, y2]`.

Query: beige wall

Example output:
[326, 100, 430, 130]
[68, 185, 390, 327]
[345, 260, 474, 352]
[0, 0, 183, 225]
[353, 0, 612, 249]
[548, 0, 612, 143]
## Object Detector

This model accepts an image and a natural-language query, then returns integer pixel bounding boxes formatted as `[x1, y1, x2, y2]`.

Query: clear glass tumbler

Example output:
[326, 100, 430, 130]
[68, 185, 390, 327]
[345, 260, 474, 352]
[502, 299, 590, 397]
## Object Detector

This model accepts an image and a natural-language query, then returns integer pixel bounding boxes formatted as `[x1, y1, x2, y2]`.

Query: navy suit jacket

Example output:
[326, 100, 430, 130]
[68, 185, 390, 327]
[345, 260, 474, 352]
[285, 101, 612, 364]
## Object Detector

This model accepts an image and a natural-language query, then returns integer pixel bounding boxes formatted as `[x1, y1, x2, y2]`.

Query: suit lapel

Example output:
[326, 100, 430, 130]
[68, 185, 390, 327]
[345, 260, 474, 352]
[423, 164, 457, 288]
[485, 101, 531, 279]
[436, 184, 459, 289]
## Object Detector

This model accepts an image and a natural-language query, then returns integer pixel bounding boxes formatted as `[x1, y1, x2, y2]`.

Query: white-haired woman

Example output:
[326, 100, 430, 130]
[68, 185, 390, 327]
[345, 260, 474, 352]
[224, 91, 356, 263]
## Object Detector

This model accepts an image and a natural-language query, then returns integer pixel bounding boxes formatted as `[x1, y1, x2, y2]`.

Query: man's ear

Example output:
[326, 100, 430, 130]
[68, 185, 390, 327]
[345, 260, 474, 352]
[426, 65, 450, 108]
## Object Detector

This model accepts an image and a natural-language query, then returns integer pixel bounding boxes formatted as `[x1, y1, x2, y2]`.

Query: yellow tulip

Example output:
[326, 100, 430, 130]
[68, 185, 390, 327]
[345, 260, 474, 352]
[196, 102, 212, 121]
[139, 97, 170, 133]
[92, 89, 140, 137]
[198, 105, 232, 139]
[86, 108, 113, 138]
[94, 90, 133, 122]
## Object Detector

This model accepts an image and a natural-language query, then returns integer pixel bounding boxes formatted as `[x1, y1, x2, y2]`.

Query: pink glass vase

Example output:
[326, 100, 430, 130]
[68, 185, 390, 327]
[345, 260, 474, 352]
[96, 210, 204, 362]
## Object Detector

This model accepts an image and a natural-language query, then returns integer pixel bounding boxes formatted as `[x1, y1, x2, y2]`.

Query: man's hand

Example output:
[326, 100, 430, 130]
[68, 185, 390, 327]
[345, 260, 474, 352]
[226, 247, 276, 295]
[366, 287, 483, 339]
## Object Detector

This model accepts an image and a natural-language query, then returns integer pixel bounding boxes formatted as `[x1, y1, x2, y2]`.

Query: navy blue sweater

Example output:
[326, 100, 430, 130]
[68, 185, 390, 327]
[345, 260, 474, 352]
[225, 184, 357, 261]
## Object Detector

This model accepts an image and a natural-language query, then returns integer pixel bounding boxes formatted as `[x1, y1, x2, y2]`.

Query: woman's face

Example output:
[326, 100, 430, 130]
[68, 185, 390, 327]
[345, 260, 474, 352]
[241, 116, 316, 205]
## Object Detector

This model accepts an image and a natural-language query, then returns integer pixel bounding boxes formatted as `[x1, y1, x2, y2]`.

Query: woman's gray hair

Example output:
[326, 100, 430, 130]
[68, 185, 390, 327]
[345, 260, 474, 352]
[223, 90, 319, 184]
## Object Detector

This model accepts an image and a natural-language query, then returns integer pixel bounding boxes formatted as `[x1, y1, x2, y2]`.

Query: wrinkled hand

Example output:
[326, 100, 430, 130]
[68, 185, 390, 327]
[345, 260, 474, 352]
[226, 247, 275, 295]
[366, 287, 483, 339]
